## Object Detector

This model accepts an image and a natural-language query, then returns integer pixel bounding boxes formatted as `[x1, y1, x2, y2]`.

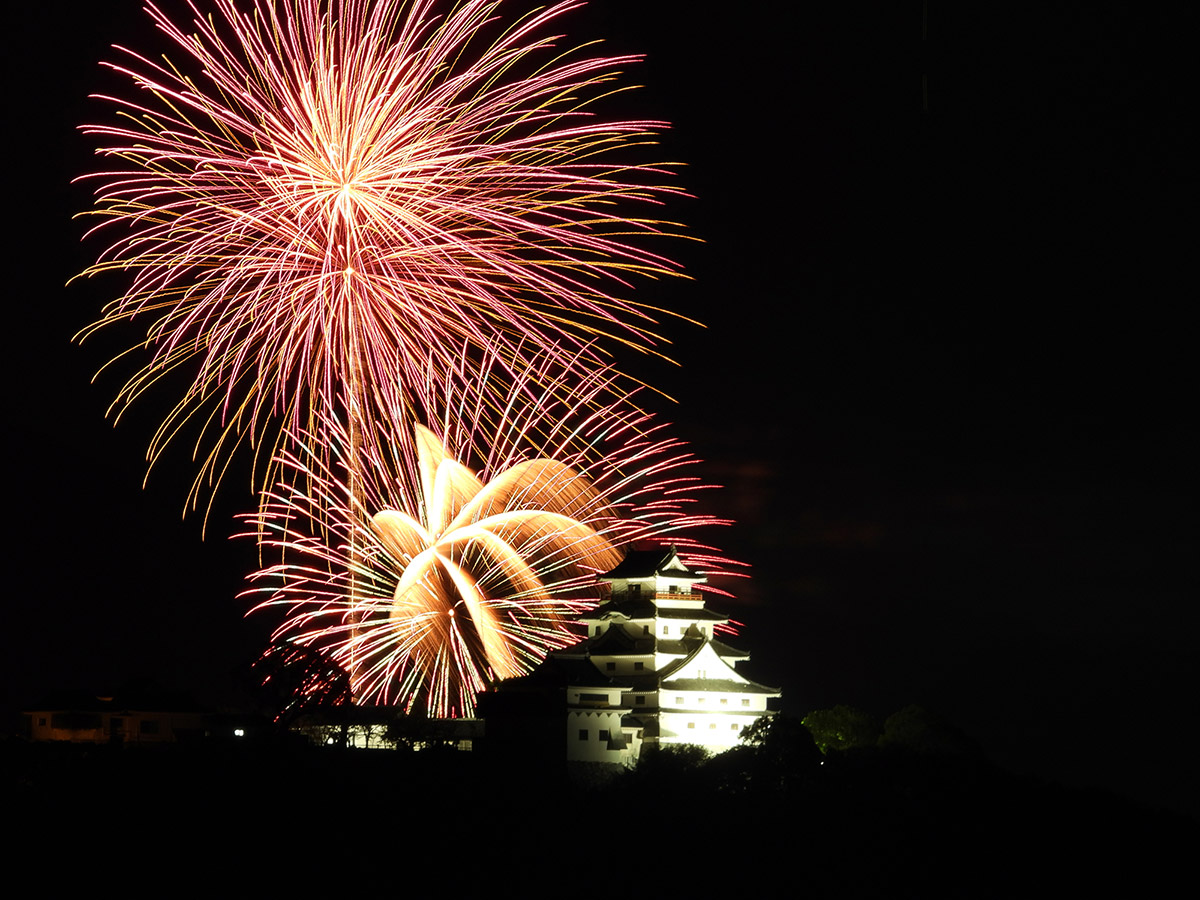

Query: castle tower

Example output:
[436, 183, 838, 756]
[555, 546, 779, 765]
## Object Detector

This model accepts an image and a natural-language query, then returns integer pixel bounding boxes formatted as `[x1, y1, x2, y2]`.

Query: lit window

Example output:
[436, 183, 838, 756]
[731, 723, 739, 730]
[662, 626, 668, 635]
[720, 698, 728, 705]
[741, 699, 750, 707]
[687, 722, 695, 729]
[698, 696, 705, 703]
[709, 723, 716, 729]
[675, 696, 684, 704]
[578, 729, 588, 741]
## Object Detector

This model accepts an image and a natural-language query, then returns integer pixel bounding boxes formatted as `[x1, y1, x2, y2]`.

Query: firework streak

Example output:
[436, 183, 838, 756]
[76, 0, 689, 507]
[241, 359, 741, 718]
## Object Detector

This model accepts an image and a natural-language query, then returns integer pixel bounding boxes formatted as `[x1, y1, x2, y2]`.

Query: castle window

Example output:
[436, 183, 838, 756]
[634, 661, 645, 671]
[662, 626, 668, 635]
[720, 698, 728, 705]
[636, 697, 646, 705]
[687, 722, 695, 729]
[709, 723, 716, 729]
[741, 699, 750, 707]
[731, 723, 739, 730]
[599, 730, 609, 741]
[578, 730, 587, 741]
[643, 625, 649, 635]
[675, 696, 684, 704]
[605, 662, 615, 672]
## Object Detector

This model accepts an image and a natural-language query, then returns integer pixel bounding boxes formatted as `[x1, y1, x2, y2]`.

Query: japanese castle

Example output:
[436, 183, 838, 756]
[551, 546, 779, 766]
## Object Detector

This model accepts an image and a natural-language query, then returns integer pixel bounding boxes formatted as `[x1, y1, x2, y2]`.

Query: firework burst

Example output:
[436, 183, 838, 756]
[242, 365, 739, 718]
[75, 0, 688, 508]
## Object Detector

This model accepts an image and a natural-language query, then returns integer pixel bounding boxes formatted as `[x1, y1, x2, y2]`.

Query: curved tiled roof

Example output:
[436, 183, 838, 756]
[659, 678, 781, 694]
[599, 546, 701, 580]
[580, 599, 728, 622]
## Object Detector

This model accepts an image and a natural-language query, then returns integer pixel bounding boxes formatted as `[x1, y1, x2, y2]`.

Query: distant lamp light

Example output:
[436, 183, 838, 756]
[233, 728, 245, 737]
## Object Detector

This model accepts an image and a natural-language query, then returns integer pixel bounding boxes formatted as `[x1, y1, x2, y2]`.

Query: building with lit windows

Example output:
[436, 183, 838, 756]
[22, 689, 212, 744]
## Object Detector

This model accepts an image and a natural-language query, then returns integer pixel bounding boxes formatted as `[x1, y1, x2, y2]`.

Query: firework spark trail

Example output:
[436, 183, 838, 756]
[75, 0, 691, 509]
[241, 364, 743, 718]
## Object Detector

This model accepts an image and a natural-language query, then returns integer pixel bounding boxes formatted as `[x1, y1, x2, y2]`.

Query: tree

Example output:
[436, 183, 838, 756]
[801, 706, 881, 754]
[878, 705, 979, 756]
[251, 641, 352, 729]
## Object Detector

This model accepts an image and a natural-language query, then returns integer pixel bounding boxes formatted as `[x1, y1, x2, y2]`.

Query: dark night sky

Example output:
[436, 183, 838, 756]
[6, 2, 1193, 817]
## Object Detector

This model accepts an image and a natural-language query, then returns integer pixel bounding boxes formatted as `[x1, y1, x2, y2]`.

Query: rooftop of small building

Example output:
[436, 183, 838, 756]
[23, 685, 209, 715]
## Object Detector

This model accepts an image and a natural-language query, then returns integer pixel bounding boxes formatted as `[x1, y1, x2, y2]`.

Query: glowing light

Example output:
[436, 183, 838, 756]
[373, 422, 623, 684]
[75, 0, 688, 506]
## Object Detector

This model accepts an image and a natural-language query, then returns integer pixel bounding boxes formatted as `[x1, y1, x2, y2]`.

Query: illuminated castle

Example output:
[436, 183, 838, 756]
[554, 547, 779, 765]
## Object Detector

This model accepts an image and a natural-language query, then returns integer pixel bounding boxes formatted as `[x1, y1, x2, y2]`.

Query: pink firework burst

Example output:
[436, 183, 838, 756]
[75, 0, 689, 507]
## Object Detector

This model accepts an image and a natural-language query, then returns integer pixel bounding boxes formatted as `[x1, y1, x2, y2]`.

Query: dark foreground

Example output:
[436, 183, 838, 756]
[5, 725, 1193, 898]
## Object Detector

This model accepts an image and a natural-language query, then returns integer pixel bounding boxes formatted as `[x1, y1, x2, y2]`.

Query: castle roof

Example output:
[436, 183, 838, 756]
[659, 678, 780, 695]
[561, 624, 749, 661]
[581, 599, 728, 623]
[599, 546, 701, 581]
[657, 639, 782, 695]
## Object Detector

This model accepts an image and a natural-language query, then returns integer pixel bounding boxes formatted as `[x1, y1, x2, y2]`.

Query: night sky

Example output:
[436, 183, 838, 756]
[6, 2, 1192, 818]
